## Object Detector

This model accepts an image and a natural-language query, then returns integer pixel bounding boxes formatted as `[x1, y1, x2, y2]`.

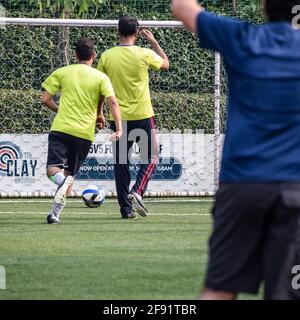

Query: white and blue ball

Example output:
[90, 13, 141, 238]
[82, 185, 105, 208]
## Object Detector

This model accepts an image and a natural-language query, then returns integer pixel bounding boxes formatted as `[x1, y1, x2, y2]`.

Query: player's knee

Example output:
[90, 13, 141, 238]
[47, 167, 61, 178]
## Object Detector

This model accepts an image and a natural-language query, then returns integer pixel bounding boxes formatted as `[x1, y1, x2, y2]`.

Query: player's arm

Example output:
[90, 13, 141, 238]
[41, 70, 61, 113]
[41, 91, 59, 113]
[99, 74, 122, 140]
[141, 29, 169, 70]
[107, 96, 123, 141]
[96, 95, 105, 130]
[171, 0, 204, 33]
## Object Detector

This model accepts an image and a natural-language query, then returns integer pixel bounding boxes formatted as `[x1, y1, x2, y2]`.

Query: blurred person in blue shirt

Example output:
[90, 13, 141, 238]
[172, 0, 300, 300]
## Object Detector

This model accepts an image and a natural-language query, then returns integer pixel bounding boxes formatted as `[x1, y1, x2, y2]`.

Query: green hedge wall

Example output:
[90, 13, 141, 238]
[0, 89, 226, 134]
[0, 26, 215, 92]
[0, 0, 262, 134]
[0, 25, 217, 133]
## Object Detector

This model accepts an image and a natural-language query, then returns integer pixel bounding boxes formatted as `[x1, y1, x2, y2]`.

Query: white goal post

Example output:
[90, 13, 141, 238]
[0, 17, 222, 198]
[0, 17, 183, 28]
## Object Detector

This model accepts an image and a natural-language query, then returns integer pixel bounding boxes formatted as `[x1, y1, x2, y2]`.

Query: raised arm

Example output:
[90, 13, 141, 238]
[41, 91, 59, 113]
[171, 0, 204, 33]
[141, 29, 170, 70]
[172, 0, 242, 54]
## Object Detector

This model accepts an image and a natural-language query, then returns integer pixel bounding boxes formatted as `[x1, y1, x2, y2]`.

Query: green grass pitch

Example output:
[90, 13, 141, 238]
[0, 198, 261, 300]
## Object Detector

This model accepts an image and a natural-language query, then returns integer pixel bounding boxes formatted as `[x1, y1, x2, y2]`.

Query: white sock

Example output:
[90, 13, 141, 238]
[49, 172, 65, 186]
[51, 201, 66, 218]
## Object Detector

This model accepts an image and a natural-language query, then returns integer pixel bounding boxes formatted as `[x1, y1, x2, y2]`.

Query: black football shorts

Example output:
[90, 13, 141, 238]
[205, 183, 300, 300]
[47, 131, 91, 176]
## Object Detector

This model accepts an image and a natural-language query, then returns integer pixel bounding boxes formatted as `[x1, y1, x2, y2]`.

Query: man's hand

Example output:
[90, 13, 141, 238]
[96, 114, 105, 130]
[171, 0, 203, 33]
[140, 29, 157, 44]
[110, 130, 123, 142]
[141, 29, 170, 70]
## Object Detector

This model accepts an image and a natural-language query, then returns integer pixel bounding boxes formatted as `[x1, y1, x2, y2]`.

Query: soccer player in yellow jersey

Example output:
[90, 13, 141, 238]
[41, 38, 122, 224]
[97, 15, 169, 219]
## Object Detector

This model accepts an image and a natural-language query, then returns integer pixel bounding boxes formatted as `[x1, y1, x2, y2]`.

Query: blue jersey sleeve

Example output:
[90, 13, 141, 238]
[197, 11, 244, 54]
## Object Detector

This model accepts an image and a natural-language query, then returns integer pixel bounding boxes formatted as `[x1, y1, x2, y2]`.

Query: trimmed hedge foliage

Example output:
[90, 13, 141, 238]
[0, 26, 218, 133]
[0, 89, 49, 133]
[0, 26, 215, 92]
[0, 0, 262, 134]
[0, 89, 226, 134]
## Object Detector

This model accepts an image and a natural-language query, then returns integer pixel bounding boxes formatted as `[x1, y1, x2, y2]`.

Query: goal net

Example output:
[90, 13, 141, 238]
[0, 15, 226, 197]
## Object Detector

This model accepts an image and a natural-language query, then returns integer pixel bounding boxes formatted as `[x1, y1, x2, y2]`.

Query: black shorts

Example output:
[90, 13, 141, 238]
[205, 183, 300, 300]
[47, 131, 91, 176]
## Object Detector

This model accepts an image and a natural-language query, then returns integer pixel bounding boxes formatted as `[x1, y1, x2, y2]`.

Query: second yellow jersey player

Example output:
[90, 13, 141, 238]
[97, 15, 169, 219]
[98, 46, 163, 121]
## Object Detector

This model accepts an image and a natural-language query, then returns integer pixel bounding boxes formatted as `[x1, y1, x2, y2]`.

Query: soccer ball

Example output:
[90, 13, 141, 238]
[82, 185, 105, 208]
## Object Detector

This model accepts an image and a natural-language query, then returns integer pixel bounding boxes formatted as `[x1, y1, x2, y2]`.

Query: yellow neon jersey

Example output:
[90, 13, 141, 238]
[42, 64, 115, 141]
[97, 46, 163, 121]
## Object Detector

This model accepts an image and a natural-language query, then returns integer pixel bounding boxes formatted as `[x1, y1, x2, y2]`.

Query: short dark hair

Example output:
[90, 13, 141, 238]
[118, 15, 139, 37]
[76, 38, 95, 61]
[265, 0, 300, 22]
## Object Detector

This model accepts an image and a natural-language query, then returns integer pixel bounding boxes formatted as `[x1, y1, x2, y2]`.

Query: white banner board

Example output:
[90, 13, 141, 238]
[0, 134, 218, 197]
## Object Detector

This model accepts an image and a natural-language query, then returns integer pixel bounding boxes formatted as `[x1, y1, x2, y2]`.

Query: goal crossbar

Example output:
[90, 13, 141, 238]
[0, 17, 183, 28]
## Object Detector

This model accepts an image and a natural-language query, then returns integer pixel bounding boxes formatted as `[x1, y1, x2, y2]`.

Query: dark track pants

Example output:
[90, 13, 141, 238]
[110, 117, 158, 217]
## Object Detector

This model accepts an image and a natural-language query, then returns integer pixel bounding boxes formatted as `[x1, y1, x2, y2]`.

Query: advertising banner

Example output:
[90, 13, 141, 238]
[0, 134, 217, 197]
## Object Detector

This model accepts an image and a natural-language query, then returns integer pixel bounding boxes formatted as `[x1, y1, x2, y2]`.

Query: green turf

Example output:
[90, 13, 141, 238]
[0, 198, 261, 300]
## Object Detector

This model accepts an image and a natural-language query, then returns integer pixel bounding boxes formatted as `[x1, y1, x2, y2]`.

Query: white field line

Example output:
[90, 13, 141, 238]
[0, 199, 214, 204]
[0, 211, 210, 216]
